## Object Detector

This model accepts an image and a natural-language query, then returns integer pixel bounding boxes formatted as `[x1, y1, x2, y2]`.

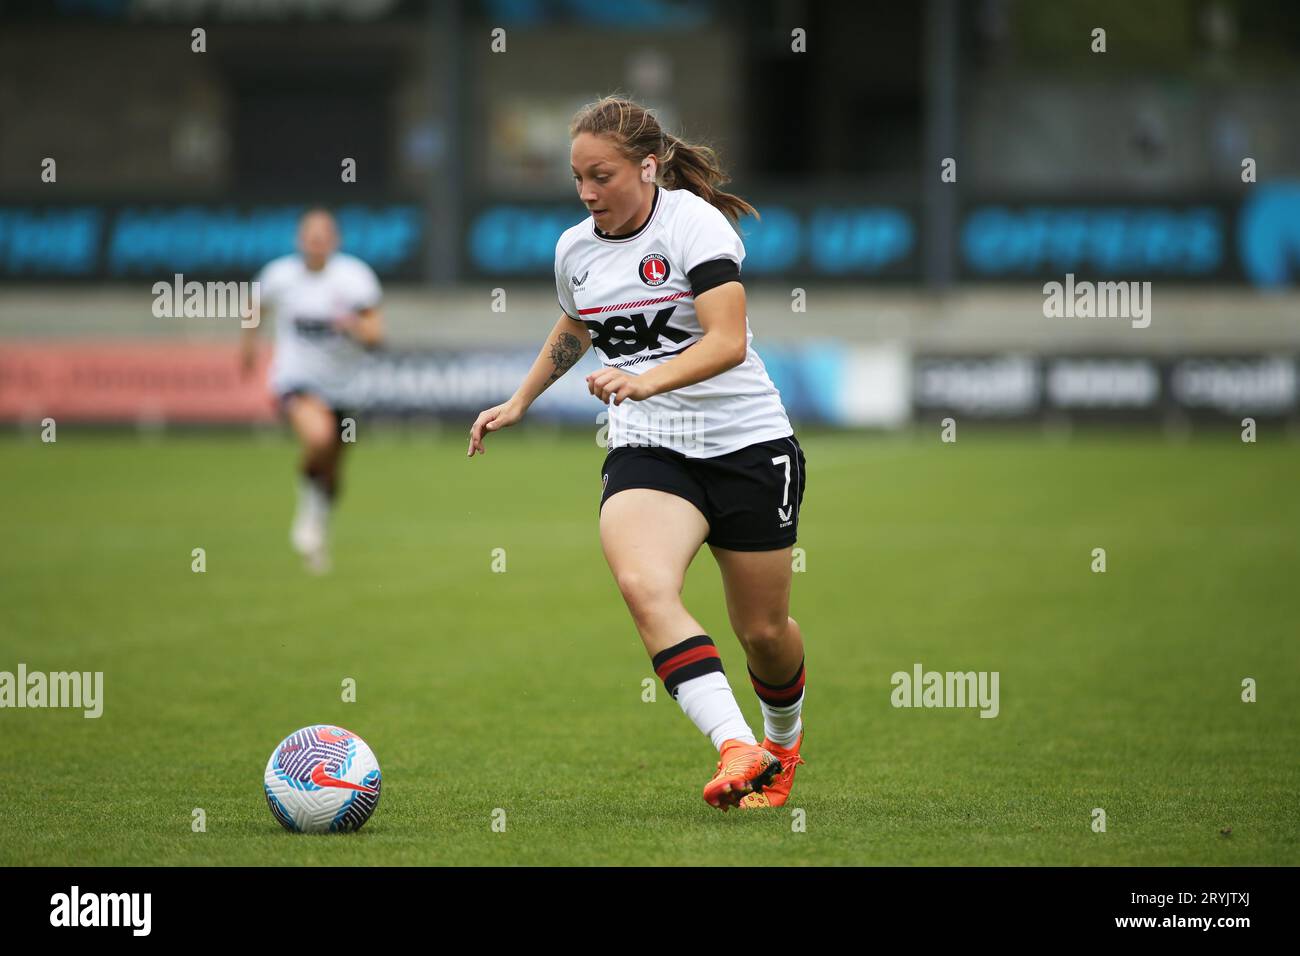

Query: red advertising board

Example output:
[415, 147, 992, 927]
[0, 342, 277, 423]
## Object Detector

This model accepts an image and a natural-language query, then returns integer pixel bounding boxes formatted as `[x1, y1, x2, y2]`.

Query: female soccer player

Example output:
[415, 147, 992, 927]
[241, 208, 383, 574]
[468, 97, 808, 811]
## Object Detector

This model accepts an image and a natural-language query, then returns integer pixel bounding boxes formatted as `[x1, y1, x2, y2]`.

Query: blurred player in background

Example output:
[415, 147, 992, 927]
[469, 96, 808, 812]
[241, 208, 384, 573]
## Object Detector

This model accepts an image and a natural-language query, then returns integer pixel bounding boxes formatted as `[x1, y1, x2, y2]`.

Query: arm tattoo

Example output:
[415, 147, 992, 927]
[545, 331, 582, 387]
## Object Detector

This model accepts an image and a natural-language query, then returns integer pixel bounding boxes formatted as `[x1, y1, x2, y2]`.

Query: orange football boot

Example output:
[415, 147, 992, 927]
[738, 730, 805, 808]
[703, 738, 783, 811]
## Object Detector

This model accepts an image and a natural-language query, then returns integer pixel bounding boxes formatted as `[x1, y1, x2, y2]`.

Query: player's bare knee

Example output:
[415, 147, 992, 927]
[737, 615, 790, 656]
[614, 568, 657, 603]
[615, 570, 677, 618]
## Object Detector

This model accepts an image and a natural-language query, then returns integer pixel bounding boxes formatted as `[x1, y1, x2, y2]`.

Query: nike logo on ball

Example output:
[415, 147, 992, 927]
[310, 761, 376, 792]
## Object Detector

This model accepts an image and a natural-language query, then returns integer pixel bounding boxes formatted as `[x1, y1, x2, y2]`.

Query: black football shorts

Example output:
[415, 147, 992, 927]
[599, 433, 806, 551]
[277, 387, 354, 434]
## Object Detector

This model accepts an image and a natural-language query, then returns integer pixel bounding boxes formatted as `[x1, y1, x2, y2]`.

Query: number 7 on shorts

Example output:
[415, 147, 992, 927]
[771, 453, 792, 522]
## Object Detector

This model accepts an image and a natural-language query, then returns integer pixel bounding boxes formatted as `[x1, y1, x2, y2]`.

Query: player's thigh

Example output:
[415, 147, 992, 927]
[599, 488, 709, 600]
[284, 393, 339, 452]
[708, 543, 794, 640]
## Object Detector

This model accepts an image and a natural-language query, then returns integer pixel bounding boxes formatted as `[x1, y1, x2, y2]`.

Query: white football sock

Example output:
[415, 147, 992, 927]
[674, 671, 756, 751]
[304, 478, 331, 523]
[759, 693, 804, 748]
[292, 478, 331, 554]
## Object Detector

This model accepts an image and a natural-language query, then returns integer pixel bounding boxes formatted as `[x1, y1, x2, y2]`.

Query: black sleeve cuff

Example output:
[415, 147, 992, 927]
[688, 258, 741, 298]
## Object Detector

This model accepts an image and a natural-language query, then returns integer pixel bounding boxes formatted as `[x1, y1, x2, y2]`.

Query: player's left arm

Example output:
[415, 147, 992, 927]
[335, 262, 384, 349]
[340, 305, 384, 349]
[587, 280, 746, 405]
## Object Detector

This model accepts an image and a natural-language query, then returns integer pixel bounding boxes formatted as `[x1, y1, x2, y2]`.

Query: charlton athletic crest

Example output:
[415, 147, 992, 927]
[639, 253, 670, 287]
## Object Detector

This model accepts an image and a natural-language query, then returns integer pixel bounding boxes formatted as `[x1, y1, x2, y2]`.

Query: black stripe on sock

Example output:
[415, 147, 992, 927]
[663, 657, 725, 699]
[748, 657, 805, 691]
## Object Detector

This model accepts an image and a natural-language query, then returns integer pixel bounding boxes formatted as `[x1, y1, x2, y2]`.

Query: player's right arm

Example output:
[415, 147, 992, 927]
[467, 312, 590, 457]
[241, 259, 277, 380]
[239, 303, 268, 380]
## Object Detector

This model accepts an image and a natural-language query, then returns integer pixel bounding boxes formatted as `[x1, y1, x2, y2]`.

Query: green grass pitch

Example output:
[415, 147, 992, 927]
[1, 427, 1297, 865]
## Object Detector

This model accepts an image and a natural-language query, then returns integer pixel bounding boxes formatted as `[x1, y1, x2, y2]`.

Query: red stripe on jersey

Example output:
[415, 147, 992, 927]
[577, 290, 692, 316]
[654, 643, 721, 681]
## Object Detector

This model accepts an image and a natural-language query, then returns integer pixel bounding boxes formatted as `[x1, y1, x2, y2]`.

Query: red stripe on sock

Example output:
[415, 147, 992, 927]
[654, 644, 721, 682]
[751, 668, 805, 704]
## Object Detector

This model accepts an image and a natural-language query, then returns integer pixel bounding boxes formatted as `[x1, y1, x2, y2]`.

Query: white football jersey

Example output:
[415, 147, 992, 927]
[555, 185, 793, 458]
[256, 252, 382, 407]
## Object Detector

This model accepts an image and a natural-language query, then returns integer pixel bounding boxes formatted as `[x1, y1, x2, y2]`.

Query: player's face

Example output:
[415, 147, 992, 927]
[297, 213, 340, 270]
[571, 132, 647, 234]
